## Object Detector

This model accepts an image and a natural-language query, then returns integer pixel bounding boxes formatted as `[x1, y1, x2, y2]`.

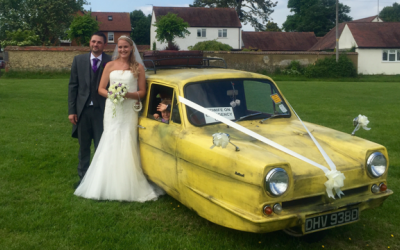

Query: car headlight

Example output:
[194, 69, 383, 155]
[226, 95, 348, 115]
[367, 152, 387, 178]
[265, 168, 289, 196]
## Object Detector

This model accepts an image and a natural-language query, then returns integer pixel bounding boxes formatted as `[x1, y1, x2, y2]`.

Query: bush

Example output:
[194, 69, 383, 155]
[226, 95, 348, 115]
[304, 55, 357, 78]
[287, 60, 303, 72]
[189, 40, 232, 51]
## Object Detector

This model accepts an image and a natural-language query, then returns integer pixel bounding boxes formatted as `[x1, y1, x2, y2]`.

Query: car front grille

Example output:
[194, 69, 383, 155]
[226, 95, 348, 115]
[282, 185, 369, 210]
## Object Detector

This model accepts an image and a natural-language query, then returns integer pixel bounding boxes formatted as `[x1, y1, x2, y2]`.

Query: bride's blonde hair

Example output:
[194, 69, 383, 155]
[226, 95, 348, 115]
[117, 36, 140, 77]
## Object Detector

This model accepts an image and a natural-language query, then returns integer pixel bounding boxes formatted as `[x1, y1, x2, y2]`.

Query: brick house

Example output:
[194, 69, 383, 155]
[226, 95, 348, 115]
[91, 12, 131, 45]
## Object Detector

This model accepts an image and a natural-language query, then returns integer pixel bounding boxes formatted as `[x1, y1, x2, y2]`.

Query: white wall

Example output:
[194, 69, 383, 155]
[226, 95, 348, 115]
[357, 48, 400, 75]
[339, 24, 358, 50]
[150, 11, 241, 50]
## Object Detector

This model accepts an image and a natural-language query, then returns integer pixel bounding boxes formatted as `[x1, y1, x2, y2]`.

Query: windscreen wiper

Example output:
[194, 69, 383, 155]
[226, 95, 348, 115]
[234, 112, 263, 122]
[259, 114, 287, 124]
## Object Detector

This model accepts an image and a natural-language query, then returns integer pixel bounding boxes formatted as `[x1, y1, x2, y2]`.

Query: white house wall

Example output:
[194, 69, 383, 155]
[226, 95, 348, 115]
[150, 12, 157, 50]
[339, 24, 358, 50]
[150, 12, 241, 50]
[357, 48, 400, 75]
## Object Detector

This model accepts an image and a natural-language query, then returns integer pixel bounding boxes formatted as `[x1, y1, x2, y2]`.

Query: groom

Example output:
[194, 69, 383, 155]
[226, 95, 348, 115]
[68, 32, 112, 183]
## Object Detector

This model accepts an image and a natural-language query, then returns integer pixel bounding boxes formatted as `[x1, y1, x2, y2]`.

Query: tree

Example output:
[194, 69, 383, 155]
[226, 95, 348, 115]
[190, 0, 277, 31]
[130, 10, 152, 45]
[0, 29, 41, 47]
[153, 13, 190, 48]
[264, 21, 281, 32]
[0, 0, 87, 44]
[380, 3, 400, 22]
[68, 13, 99, 46]
[282, 0, 352, 37]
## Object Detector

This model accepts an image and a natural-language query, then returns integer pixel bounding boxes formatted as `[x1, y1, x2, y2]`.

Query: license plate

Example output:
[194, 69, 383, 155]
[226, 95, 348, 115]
[304, 208, 359, 233]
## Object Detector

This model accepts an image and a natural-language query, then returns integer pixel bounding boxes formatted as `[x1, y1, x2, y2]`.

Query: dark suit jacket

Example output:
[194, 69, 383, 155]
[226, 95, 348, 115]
[68, 52, 112, 138]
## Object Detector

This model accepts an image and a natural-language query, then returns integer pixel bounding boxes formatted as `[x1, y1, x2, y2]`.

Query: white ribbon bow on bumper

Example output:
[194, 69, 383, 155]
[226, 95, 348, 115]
[179, 96, 346, 199]
[325, 170, 346, 198]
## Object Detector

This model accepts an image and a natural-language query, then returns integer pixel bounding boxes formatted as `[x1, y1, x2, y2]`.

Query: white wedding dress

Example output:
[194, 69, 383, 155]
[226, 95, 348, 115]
[74, 70, 163, 202]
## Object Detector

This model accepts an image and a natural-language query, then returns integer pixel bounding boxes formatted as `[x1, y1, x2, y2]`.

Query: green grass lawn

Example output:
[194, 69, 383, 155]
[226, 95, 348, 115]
[0, 79, 399, 250]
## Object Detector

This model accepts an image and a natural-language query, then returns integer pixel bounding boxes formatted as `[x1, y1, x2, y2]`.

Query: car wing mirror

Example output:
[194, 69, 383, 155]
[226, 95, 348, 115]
[351, 115, 371, 136]
[210, 133, 240, 151]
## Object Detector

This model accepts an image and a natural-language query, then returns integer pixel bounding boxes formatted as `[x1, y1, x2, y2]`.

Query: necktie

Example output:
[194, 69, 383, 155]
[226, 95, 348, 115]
[92, 58, 99, 72]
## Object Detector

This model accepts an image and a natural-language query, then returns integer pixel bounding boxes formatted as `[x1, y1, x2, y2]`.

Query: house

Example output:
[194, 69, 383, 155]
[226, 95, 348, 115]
[150, 7, 242, 50]
[350, 15, 383, 23]
[309, 22, 400, 75]
[60, 11, 131, 46]
[91, 12, 131, 45]
[242, 31, 318, 51]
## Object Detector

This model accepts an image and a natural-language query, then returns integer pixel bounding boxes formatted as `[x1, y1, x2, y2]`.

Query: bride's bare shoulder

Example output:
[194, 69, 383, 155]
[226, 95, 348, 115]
[137, 63, 145, 72]
[105, 61, 116, 69]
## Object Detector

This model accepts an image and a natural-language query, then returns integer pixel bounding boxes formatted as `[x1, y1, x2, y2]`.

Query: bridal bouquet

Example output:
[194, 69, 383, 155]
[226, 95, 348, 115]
[108, 82, 128, 117]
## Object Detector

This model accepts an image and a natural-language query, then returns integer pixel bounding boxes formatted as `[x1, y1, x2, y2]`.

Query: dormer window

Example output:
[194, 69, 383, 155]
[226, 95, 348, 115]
[108, 16, 113, 21]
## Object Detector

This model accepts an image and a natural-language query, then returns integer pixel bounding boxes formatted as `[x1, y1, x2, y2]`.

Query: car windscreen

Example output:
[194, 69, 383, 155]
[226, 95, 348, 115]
[184, 79, 291, 126]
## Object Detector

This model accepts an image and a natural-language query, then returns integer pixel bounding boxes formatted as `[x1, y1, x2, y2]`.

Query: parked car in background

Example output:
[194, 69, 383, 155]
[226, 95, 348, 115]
[138, 52, 392, 236]
[0, 60, 5, 69]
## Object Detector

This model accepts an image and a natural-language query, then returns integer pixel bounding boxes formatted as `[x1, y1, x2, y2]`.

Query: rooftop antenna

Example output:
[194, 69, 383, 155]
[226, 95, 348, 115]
[378, 0, 380, 20]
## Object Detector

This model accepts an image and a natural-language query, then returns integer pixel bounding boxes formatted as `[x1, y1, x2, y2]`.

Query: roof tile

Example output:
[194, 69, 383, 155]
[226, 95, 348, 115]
[153, 7, 241, 28]
[242, 31, 318, 51]
[91, 12, 131, 32]
[309, 22, 400, 50]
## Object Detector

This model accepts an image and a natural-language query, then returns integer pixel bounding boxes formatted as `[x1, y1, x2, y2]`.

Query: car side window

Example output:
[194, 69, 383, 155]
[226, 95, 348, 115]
[147, 84, 173, 122]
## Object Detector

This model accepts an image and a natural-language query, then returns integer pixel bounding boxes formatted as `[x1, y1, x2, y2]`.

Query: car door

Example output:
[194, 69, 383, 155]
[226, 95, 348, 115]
[138, 82, 182, 199]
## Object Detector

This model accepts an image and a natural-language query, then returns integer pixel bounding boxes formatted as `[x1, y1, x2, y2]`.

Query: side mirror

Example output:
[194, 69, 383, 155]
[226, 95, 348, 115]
[351, 115, 371, 136]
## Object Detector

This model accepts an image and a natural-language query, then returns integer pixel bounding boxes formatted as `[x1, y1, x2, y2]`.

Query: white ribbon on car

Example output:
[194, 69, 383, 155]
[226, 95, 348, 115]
[179, 96, 345, 199]
[354, 114, 371, 132]
[210, 133, 230, 149]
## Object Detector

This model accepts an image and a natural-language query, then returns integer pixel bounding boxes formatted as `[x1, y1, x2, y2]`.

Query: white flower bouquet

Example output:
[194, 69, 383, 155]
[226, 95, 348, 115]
[108, 82, 128, 117]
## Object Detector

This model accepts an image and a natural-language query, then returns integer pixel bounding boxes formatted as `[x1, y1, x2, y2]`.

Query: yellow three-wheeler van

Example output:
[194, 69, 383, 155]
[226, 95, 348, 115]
[137, 57, 392, 235]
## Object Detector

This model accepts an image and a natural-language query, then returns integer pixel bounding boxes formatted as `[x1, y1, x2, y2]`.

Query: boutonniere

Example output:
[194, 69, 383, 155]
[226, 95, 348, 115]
[100, 62, 108, 71]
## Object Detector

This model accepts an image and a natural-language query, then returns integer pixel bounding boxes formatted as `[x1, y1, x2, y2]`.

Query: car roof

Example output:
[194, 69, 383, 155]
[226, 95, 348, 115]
[145, 68, 272, 88]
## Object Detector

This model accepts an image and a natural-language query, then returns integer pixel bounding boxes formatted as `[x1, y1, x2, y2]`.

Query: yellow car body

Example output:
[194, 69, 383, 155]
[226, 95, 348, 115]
[138, 68, 392, 234]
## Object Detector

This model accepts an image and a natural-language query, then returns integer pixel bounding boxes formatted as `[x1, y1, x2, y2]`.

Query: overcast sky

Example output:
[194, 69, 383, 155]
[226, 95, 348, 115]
[85, 0, 400, 31]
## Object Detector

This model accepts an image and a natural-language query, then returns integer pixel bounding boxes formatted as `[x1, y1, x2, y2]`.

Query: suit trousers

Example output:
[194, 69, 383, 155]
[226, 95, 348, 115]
[77, 106, 104, 180]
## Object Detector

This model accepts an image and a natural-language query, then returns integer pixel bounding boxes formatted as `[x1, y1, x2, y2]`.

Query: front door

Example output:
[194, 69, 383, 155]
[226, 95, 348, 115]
[138, 83, 182, 199]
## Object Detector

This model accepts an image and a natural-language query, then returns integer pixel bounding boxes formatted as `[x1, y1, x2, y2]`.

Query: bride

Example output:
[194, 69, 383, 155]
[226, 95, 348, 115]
[74, 35, 163, 202]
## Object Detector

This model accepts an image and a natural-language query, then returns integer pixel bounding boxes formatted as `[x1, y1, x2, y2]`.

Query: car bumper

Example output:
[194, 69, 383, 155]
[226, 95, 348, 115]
[188, 186, 393, 234]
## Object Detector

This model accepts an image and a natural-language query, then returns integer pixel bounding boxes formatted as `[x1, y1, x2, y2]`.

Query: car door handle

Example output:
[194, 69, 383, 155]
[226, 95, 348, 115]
[137, 125, 146, 129]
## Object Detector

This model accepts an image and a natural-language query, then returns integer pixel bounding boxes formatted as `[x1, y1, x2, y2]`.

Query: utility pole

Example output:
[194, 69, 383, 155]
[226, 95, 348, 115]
[336, 0, 339, 62]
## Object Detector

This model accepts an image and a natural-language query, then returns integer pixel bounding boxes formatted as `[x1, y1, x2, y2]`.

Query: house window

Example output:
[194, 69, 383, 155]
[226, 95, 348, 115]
[197, 29, 206, 38]
[382, 49, 400, 62]
[108, 16, 113, 21]
[108, 32, 114, 43]
[218, 29, 227, 38]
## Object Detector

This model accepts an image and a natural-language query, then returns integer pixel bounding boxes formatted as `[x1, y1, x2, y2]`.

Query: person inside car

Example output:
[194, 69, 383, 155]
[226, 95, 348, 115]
[153, 99, 171, 124]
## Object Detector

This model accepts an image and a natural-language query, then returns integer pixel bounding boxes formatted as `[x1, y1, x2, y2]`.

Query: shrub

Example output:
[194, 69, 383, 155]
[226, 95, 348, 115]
[152, 41, 156, 51]
[281, 69, 301, 75]
[304, 55, 357, 78]
[189, 40, 232, 51]
[287, 60, 302, 71]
